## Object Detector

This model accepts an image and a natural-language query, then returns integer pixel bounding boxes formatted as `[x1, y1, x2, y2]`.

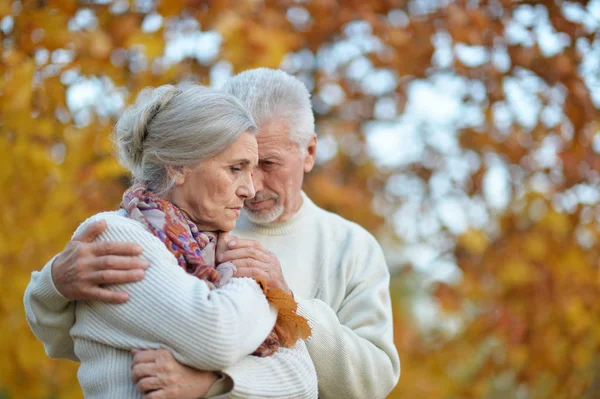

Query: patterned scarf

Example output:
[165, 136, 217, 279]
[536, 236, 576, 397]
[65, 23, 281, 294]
[121, 183, 281, 357]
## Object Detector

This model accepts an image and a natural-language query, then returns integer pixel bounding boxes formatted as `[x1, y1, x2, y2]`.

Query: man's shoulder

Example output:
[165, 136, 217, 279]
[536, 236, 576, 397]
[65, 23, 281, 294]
[310, 200, 378, 245]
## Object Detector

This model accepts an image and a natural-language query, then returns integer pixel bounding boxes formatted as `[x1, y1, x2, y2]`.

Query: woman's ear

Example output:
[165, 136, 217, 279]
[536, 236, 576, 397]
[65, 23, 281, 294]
[167, 166, 186, 186]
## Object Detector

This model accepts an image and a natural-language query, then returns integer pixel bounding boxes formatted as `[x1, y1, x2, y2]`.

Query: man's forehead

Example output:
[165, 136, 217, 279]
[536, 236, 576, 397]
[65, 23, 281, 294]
[255, 119, 301, 154]
[257, 132, 294, 150]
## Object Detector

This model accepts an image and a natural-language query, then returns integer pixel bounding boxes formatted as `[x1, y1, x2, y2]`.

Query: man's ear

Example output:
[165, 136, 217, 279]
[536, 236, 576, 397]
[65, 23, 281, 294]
[303, 134, 317, 173]
[167, 165, 186, 186]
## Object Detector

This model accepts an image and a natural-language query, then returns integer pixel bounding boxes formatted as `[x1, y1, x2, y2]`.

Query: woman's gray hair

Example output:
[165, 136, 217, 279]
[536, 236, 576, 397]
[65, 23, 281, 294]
[221, 68, 315, 148]
[114, 83, 256, 195]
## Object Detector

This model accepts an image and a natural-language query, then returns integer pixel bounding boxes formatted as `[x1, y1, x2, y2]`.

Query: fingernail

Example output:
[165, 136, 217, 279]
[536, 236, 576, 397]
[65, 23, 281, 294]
[140, 260, 149, 269]
[134, 270, 145, 278]
[228, 241, 236, 248]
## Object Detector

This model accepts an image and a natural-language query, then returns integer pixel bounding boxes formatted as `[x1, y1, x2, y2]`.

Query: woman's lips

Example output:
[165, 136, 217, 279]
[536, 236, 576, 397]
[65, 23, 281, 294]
[229, 207, 241, 216]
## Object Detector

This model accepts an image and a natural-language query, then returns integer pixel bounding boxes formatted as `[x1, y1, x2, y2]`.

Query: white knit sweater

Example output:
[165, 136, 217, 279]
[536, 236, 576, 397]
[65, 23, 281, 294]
[234, 193, 400, 398]
[24, 210, 318, 398]
[25, 193, 399, 398]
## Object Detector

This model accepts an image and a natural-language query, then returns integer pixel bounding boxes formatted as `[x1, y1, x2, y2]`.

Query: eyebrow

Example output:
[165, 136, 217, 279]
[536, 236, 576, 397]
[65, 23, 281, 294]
[259, 153, 281, 159]
[229, 158, 254, 166]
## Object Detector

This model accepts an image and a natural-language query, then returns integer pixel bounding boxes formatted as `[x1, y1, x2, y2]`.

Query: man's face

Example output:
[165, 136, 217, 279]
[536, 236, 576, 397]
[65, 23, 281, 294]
[243, 119, 316, 224]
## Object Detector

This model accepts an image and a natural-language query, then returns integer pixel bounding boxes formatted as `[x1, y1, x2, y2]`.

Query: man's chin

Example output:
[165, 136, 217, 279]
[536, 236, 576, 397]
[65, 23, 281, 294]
[242, 206, 284, 224]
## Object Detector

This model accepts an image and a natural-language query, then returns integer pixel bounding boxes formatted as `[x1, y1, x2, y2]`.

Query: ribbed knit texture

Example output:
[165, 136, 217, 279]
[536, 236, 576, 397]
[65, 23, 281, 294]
[26, 210, 291, 398]
[232, 192, 401, 398]
[24, 191, 397, 398]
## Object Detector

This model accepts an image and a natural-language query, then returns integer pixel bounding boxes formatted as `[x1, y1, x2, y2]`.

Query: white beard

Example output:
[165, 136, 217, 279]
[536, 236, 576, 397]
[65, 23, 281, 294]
[243, 203, 285, 224]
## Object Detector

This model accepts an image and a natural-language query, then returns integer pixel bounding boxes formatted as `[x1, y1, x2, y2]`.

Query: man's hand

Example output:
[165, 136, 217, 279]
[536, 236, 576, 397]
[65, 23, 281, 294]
[51, 219, 148, 303]
[131, 349, 219, 399]
[218, 238, 291, 294]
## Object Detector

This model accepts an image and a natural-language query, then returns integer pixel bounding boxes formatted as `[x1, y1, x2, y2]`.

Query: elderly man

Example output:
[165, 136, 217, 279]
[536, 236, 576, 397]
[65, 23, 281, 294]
[24, 68, 400, 398]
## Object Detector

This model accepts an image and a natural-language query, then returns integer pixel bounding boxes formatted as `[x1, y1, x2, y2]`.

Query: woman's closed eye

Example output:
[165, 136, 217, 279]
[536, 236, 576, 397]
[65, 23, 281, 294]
[230, 166, 242, 173]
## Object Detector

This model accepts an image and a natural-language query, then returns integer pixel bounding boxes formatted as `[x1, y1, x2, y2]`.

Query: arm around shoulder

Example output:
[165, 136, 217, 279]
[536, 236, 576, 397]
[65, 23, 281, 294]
[77, 216, 277, 371]
[23, 255, 78, 361]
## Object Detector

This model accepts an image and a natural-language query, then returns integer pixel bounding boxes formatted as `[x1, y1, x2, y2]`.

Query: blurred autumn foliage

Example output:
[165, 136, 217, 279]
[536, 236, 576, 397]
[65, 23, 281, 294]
[2, 0, 599, 398]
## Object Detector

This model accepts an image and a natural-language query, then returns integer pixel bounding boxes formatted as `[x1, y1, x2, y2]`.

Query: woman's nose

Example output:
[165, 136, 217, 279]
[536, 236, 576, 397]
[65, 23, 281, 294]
[238, 174, 256, 199]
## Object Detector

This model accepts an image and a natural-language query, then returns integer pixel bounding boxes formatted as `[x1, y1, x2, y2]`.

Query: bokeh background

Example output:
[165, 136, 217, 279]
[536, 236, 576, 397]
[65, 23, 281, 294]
[2, 0, 600, 398]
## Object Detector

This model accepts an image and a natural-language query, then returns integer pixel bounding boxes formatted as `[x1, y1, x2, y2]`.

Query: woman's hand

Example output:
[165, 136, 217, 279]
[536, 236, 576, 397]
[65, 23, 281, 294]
[218, 237, 292, 294]
[131, 349, 219, 399]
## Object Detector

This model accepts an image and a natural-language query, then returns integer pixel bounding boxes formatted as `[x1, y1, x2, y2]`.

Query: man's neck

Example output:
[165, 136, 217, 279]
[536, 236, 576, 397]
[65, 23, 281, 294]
[273, 193, 304, 223]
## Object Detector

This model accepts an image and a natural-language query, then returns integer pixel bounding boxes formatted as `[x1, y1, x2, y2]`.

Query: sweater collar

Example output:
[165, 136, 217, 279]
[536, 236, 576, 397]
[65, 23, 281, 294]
[236, 191, 314, 235]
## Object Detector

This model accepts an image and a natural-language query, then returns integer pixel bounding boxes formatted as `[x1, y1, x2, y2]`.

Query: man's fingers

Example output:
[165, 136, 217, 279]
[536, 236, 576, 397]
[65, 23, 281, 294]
[72, 220, 107, 243]
[143, 389, 166, 399]
[131, 362, 157, 383]
[89, 255, 148, 271]
[85, 287, 129, 303]
[91, 241, 143, 257]
[131, 349, 166, 366]
[137, 376, 162, 393]
[220, 247, 269, 263]
[90, 269, 145, 285]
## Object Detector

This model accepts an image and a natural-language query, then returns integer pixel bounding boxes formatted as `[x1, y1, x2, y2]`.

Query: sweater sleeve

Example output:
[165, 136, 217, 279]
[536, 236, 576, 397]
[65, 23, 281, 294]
[209, 340, 317, 399]
[296, 231, 400, 399]
[70, 215, 278, 371]
[23, 256, 79, 361]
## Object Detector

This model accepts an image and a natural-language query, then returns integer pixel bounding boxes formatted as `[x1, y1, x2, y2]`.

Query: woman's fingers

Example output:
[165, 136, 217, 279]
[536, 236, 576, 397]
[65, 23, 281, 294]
[233, 263, 270, 282]
[226, 238, 262, 250]
[219, 247, 270, 263]
[216, 232, 234, 263]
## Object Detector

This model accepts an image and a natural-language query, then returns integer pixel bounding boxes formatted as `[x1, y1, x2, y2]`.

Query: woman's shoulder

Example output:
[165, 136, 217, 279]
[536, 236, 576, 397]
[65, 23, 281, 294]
[73, 209, 151, 239]
[72, 210, 179, 262]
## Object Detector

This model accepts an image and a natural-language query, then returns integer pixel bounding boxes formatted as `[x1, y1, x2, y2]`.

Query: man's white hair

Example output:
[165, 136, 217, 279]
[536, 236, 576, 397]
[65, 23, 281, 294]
[222, 68, 315, 147]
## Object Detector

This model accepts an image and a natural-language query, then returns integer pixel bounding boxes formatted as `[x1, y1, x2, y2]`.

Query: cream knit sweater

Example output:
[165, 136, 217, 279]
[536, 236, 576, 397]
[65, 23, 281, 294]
[25, 193, 399, 398]
[234, 193, 400, 398]
[24, 210, 318, 398]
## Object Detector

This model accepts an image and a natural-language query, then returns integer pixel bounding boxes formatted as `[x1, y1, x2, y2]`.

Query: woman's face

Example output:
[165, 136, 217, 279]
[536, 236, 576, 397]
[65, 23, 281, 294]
[168, 131, 258, 232]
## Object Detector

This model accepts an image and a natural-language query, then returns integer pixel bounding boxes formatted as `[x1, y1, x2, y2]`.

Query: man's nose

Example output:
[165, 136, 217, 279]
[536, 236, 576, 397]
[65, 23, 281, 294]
[251, 168, 265, 193]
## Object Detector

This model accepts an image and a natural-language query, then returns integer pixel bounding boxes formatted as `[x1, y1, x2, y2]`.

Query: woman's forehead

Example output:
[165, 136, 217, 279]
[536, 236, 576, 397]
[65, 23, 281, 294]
[222, 133, 258, 162]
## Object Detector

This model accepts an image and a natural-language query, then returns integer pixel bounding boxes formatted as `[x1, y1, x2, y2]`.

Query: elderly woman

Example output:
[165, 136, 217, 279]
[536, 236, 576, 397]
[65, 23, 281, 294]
[40, 84, 316, 398]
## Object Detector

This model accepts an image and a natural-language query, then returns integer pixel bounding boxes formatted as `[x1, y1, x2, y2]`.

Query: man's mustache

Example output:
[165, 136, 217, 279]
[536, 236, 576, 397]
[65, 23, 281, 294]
[245, 191, 279, 202]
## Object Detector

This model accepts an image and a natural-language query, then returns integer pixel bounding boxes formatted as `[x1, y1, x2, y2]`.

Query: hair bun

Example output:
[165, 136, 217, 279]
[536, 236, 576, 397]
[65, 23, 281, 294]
[114, 85, 181, 176]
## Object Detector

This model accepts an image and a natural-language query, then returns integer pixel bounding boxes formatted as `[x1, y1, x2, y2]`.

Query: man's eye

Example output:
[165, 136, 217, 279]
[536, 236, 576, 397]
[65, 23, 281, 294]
[262, 161, 274, 165]
[230, 166, 242, 172]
